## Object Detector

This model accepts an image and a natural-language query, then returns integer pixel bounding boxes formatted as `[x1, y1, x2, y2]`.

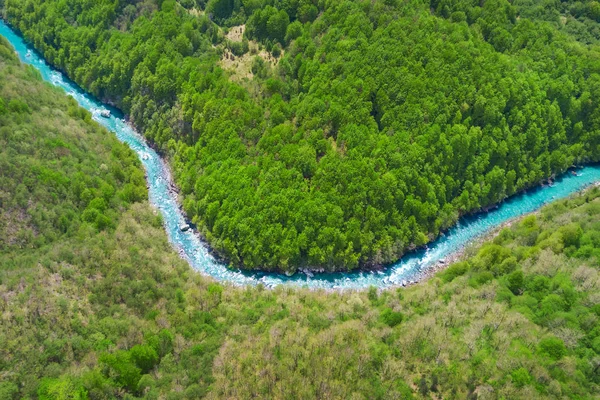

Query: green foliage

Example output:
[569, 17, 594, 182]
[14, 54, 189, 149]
[207, 0, 235, 21]
[247, 6, 290, 44]
[506, 270, 524, 295]
[559, 223, 584, 247]
[0, 382, 19, 400]
[147, 329, 175, 358]
[129, 345, 159, 373]
[538, 336, 567, 360]
[38, 377, 87, 400]
[99, 351, 142, 392]
[510, 367, 532, 388]
[0, 34, 146, 253]
[380, 308, 404, 327]
[440, 261, 469, 282]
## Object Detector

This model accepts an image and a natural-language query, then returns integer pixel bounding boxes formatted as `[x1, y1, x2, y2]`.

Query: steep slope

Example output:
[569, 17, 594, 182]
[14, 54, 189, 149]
[0, 35, 220, 398]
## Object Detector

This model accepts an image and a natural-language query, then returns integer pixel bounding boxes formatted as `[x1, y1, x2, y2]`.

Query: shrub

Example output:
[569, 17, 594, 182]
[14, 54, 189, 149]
[506, 270, 524, 295]
[510, 367, 531, 388]
[380, 308, 404, 327]
[538, 336, 567, 360]
[441, 261, 469, 282]
[130, 345, 159, 373]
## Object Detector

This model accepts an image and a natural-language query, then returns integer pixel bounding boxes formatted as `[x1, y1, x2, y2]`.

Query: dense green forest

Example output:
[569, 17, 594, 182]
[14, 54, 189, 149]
[3, 33, 600, 399]
[4, 0, 600, 272]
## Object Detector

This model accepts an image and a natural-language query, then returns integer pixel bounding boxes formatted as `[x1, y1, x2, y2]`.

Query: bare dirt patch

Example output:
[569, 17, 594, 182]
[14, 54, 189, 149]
[188, 8, 205, 17]
[226, 25, 245, 42]
[219, 41, 282, 85]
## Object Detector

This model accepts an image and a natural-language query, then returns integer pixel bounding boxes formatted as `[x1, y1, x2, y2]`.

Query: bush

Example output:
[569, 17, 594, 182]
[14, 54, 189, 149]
[441, 261, 469, 282]
[506, 270, 524, 295]
[99, 351, 141, 391]
[271, 43, 282, 57]
[559, 223, 583, 247]
[0, 382, 18, 400]
[380, 308, 404, 327]
[285, 21, 303, 43]
[38, 377, 87, 400]
[510, 367, 531, 388]
[130, 344, 159, 373]
[8, 98, 30, 113]
[538, 336, 567, 360]
[450, 11, 467, 22]
[469, 271, 494, 287]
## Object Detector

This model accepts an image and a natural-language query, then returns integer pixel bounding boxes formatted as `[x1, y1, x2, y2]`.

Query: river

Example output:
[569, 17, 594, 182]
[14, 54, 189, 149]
[2, 19, 600, 289]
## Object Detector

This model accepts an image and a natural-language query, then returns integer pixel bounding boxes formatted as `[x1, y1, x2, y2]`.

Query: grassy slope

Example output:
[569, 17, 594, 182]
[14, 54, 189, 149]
[1, 33, 600, 400]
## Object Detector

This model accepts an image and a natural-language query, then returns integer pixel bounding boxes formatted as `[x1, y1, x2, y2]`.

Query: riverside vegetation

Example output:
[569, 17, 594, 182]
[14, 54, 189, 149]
[2, 35, 600, 400]
[5, 0, 600, 272]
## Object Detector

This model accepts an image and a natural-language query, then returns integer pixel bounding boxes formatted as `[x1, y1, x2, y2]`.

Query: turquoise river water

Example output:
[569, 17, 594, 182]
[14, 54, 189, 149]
[3, 19, 600, 289]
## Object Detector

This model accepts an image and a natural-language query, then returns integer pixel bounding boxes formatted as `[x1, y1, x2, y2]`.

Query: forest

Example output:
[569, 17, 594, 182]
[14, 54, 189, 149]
[4, 0, 600, 272]
[2, 36, 600, 398]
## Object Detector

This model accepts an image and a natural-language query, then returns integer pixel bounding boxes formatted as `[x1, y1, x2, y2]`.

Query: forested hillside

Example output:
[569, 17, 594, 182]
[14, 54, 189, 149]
[3, 0, 600, 273]
[3, 32, 600, 398]
[0, 35, 222, 399]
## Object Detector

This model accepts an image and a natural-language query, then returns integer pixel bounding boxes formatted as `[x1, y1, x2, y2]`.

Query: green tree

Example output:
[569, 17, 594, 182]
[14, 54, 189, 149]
[129, 345, 159, 373]
[538, 337, 567, 360]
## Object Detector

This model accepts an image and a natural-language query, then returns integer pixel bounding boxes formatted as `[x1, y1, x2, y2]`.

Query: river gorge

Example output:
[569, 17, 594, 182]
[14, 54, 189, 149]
[3, 19, 600, 289]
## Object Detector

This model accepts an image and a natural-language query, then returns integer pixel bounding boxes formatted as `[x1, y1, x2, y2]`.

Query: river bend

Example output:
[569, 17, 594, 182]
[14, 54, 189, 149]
[3, 20, 600, 289]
